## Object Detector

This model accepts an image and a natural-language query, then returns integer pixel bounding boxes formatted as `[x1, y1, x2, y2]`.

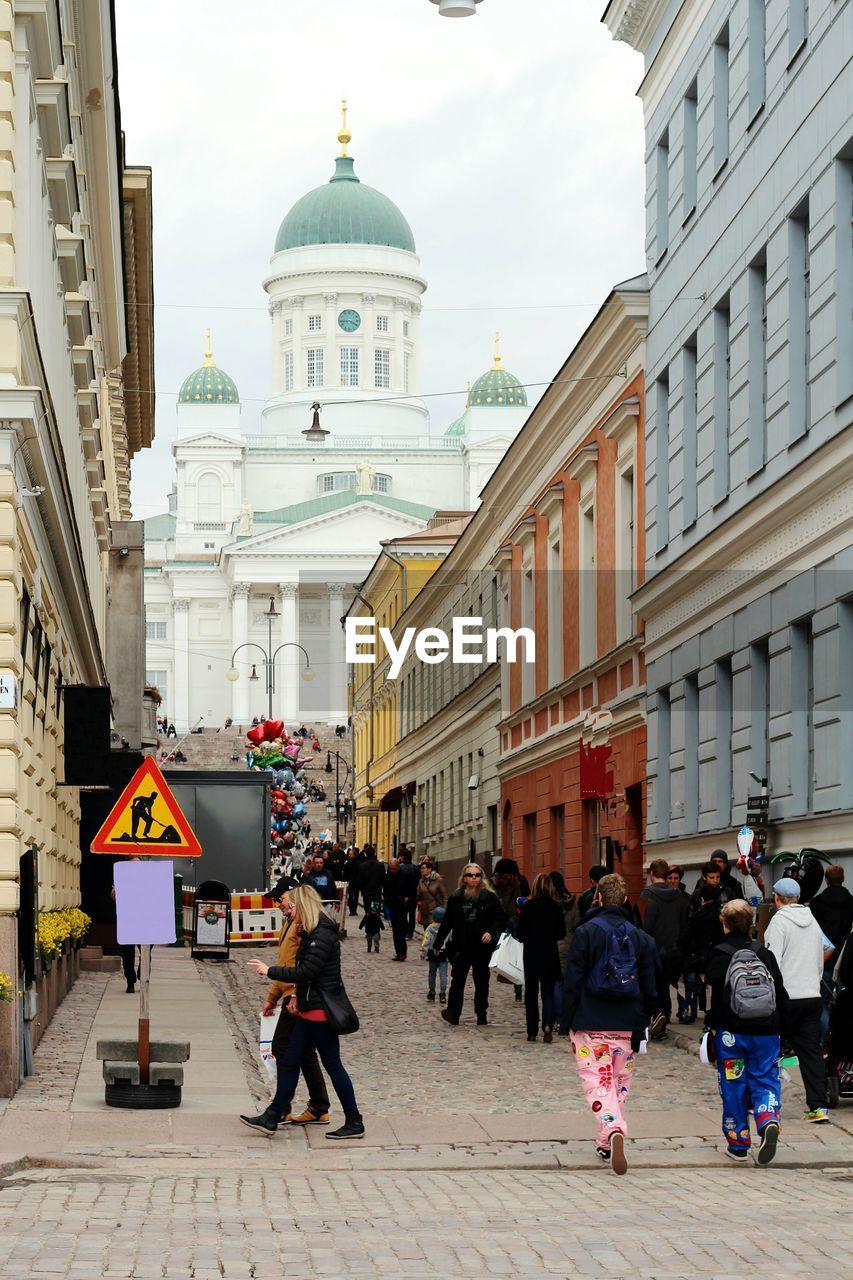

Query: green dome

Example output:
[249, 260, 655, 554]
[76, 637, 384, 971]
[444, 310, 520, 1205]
[275, 156, 416, 254]
[444, 416, 466, 437]
[178, 341, 239, 405]
[467, 361, 527, 409]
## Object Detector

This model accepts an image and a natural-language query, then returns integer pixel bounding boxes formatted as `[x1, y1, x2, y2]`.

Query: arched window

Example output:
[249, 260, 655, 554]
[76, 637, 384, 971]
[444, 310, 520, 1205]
[197, 472, 222, 522]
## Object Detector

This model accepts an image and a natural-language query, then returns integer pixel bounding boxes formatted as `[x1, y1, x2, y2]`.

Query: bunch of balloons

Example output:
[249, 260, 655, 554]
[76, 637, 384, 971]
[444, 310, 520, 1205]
[245, 721, 316, 855]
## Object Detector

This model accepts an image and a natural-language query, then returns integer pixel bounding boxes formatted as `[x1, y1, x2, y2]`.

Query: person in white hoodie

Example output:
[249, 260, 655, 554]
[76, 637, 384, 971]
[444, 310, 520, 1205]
[764, 876, 829, 1122]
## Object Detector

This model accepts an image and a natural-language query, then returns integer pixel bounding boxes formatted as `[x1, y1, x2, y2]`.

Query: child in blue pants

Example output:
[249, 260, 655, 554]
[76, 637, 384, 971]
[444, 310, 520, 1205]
[421, 906, 448, 1003]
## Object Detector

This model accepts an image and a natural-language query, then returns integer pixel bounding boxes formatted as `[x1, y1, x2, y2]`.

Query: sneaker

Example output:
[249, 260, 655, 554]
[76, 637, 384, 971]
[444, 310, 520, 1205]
[649, 1012, 667, 1040]
[290, 1110, 330, 1125]
[543, 1027, 553, 1044]
[476, 1016, 488, 1026]
[325, 1118, 365, 1140]
[439, 993, 446, 1004]
[125, 984, 135, 994]
[239, 1108, 278, 1136]
[756, 1121, 780, 1165]
[514, 990, 523, 1003]
[441, 1008, 459, 1026]
[725, 1146, 749, 1162]
[392, 955, 406, 962]
[527, 1035, 538, 1042]
[427, 992, 436, 1002]
[610, 1132, 627, 1175]
[595, 1145, 611, 1163]
[804, 1108, 830, 1124]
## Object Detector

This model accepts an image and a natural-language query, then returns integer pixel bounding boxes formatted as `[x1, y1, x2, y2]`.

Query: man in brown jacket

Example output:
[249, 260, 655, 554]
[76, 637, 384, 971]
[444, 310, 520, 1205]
[263, 885, 330, 1124]
[416, 859, 447, 924]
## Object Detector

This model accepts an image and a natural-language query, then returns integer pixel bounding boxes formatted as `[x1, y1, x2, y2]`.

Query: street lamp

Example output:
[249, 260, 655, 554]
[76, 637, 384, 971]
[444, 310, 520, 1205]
[226, 595, 314, 719]
[429, 0, 483, 14]
[302, 401, 329, 444]
[323, 748, 351, 844]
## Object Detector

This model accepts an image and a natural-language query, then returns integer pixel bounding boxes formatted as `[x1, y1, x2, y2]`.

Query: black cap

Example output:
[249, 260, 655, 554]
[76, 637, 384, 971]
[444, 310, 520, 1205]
[270, 875, 295, 901]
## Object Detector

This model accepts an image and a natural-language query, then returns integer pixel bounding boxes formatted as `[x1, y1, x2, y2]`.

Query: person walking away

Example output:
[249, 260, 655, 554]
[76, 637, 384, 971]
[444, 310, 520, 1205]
[416, 858, 447, 925]
[561, 873, 657, 1174]
[343, 848, 361, 917]
[399, 850, 420, 938]
[705, 899, 789, 1163]
[810, 865, 853, 1041]
[432, 864, 506, 1027]
[518, 874, 566, 1042]
[241, 885, 363, 1139]
[764, 876, 830, 1123]
[359, 903, 384, 953]
[357, 847, 385, 916]
[263, 889, 331, 1126]
[491, 858, 527, 1003]
[384, 858, 410, 960]
[421, 906, 449, 1003]
[548, 870, 580, 1030]
[640, 859, 690, 1038]
[679, 885, 723, 1022]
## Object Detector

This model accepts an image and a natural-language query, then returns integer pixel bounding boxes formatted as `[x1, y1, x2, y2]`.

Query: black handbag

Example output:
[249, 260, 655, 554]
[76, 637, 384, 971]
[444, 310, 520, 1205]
[319, 984, 360, 1035]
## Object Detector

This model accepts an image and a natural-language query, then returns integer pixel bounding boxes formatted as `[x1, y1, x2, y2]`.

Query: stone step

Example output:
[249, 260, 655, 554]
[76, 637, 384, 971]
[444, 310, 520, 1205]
[80, 955, 122, 973]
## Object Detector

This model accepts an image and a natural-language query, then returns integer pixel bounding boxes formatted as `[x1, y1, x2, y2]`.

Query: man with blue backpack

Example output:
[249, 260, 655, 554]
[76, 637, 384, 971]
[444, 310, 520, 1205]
[561, 872, 657, 1175]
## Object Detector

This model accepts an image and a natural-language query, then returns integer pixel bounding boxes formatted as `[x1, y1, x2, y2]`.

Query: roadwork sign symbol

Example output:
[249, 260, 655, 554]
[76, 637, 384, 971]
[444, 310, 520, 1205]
[90, 756, 201, 857]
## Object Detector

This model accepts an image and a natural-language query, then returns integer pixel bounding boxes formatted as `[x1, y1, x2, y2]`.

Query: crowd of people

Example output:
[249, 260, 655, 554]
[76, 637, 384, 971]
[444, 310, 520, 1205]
[240, 841, 853, 1175]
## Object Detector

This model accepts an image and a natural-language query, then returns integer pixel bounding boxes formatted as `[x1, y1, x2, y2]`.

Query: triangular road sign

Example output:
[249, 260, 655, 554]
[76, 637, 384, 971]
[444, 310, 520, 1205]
[91, 756, 202, 857]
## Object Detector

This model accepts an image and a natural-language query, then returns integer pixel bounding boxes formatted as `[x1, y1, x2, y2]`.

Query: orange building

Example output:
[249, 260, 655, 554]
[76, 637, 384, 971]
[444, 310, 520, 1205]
[495, 278, 648, 899]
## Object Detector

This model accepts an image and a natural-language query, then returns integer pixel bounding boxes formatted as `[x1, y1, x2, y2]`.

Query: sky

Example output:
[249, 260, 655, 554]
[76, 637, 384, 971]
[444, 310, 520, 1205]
[117, 0, 646, 519]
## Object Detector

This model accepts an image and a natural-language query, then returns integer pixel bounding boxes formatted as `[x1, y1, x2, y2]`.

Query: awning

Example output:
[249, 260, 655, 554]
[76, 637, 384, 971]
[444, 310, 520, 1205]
[379, 786, 403, 812]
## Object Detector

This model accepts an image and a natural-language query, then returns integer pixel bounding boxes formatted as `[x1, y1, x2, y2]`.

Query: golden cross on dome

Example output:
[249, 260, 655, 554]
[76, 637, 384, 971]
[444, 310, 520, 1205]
[338, 99, 352, 157]
[492, 332, 502, 370]
[203, 328, 214, 368]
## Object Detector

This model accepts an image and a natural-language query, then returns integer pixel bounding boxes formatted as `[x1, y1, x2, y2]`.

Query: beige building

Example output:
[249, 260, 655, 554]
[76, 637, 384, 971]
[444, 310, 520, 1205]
[0, 2, 153, 1093]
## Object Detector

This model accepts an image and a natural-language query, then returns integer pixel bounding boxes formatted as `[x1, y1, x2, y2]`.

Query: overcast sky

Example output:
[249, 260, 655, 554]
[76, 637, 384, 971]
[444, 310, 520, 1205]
[117, 0, 646, 518]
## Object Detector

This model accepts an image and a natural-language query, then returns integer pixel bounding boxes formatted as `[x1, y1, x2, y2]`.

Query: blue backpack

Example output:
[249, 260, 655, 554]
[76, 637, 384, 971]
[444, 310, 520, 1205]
[587, 916, 640, 1000]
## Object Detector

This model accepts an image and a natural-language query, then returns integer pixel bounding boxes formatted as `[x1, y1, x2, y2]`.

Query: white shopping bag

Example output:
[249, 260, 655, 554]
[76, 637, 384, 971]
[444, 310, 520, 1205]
[488, 932, 525, 986]
[260, 1009, 281, 1082]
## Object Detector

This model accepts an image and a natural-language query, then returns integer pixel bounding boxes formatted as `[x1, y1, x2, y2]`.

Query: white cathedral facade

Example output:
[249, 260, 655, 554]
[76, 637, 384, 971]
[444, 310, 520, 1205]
[144, 116, 531, 730]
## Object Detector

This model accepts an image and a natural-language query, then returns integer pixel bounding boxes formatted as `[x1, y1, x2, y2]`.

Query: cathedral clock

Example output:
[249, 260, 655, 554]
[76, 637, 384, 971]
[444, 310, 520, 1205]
[338, 309, 361, 333]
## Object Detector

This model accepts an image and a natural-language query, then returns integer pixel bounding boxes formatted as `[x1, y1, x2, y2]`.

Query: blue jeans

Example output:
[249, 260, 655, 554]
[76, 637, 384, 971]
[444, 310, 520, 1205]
[367, 933, 380, 952]
[271, 1018, 359, 1120]
[713, 1029, 781, 1151]
[428, 957, 447, 995]
[683, 972, 706, 1017]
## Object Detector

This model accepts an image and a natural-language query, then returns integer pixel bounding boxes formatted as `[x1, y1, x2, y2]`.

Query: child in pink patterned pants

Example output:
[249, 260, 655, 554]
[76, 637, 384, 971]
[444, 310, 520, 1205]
[571, 1031, 635, 1153]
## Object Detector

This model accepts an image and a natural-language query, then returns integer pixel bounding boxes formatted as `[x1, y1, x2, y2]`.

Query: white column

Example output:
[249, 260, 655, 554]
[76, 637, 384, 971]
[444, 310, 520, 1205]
[172, 598, 190, 733]
[362, 292, 375, 393]
[324, 293, 339, 388]
[278, 583, 299, 727]
[230, 583, 251, 725]
[328, 583, 348, 721]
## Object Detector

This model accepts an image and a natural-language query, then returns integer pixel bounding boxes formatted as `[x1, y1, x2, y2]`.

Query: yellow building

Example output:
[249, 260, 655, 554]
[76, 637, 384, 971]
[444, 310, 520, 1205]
[0, 2, 154, 1094]
[348, 522, 467, 857]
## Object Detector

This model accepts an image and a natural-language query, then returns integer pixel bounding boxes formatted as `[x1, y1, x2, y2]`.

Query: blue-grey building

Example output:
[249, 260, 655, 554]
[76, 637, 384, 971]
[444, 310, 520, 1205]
[603, 0, 853, 867]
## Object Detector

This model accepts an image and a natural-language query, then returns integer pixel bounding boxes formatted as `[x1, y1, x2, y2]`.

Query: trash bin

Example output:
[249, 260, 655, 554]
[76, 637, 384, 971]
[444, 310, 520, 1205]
[173, 873, 184, 946]
[192, 879, 231, 961]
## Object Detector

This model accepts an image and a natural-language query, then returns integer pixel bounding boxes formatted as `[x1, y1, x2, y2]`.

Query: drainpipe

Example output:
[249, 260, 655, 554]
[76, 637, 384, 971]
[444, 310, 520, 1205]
[343, 587, 376, 818]
[379, 541, 407, 611]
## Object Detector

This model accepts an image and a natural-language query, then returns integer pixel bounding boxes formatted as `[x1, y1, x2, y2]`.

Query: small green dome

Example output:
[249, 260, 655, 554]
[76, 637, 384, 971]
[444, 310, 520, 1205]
[467, 365, 528, 409]
[275, 155, 416, 254]
[178, 338, 239, 405]
[445, 416, 466, 437]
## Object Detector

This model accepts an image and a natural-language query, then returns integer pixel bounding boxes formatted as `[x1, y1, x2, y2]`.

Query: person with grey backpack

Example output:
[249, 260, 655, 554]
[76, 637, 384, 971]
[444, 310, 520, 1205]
[705, 899, 789, 1165]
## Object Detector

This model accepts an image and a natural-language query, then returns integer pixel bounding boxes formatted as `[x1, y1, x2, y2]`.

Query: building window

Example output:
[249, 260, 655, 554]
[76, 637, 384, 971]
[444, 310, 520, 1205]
[683, 82, 698, 218]
[716, 658, 733, 828]
[374, 473, 390, 493]
[376, 314, 389, 332]
[713, 24, 730, 173]
[203, 541, 215, 550]
[789, 0, 808, 59]
[617, 467, 634, 644]
[750, 639, 771, 784]
[308, 314, 322, 332]
[713, 297, 731, 503]
[374, 348, 390, 389]
[655, 686, 672, 839]
[547, 536, 563, 686]
[146, 670, 168, 698]
[788, 200, 810, 441]
[682, 674, 699, 832]
[340, 346, 359, 387]
[748, 0, 766, 118]
[837, 154, 853, 406]
[403, 320, 410, 337]
[197, 471, 222, 522]
[307, 347, 324, 388]
[145, 622, 167, 641]
[283, 350, 293, 392]
[580, 504, 596, 666]
[682, 337, 698, 527]
[404, 352, 410, 394]
[521, 561, 535, 702]
[655, 370, 670, 550]
[656, 131, 669, 257]
[284, 317, 293, 337]
[748, 253, 768, 473]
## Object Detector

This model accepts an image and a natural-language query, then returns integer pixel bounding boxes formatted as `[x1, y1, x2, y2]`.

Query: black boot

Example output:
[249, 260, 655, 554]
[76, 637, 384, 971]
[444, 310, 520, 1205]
[325, 1114, 365, 1140]
[239, 1106, 279, 1136]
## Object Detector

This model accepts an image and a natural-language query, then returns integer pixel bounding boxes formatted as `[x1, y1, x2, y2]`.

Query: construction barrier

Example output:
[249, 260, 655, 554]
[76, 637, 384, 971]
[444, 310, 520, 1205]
[181, 885, 347, 944]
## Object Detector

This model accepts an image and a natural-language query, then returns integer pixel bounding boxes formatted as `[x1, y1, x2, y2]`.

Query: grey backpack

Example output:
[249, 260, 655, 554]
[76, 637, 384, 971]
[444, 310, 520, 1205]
[724, 945, 777, 1021]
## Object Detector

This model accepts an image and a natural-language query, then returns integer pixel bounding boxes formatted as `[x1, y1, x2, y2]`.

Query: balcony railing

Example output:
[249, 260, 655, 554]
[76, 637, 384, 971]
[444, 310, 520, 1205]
[243, 434, 463, 453]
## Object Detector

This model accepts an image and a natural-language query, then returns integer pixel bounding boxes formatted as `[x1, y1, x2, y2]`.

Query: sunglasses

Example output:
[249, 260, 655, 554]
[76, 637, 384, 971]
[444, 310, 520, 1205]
[464, 872, 483, 879]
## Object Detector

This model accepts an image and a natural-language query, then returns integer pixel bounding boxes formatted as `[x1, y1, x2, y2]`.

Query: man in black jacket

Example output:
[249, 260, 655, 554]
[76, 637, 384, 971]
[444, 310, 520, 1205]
[640, 858, 690, 1037]
[705, 898, 789, 1165]
[357, 848, 385, 915]
[562, 873, 657, 1175]
[432, 864, 506, 1027]
[810, 865, 853, 950]
[384, 859, 410, 960]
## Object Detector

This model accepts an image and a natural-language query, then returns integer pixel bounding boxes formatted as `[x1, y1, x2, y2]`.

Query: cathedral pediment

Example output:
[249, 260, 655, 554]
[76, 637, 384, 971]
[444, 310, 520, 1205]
[172, 430, 246, 450]
[222, 497, 431, 559]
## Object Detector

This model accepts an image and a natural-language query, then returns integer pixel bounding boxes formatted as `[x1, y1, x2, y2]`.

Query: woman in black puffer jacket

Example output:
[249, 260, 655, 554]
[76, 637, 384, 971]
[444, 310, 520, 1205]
[240, 885, 363, 1139]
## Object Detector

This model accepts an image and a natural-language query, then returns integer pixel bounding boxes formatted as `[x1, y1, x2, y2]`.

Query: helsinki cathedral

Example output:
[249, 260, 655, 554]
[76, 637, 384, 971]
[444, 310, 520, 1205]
[144, 107, 530, 730]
